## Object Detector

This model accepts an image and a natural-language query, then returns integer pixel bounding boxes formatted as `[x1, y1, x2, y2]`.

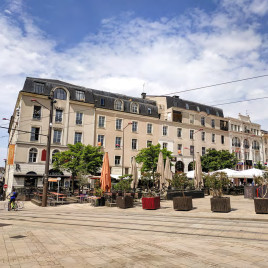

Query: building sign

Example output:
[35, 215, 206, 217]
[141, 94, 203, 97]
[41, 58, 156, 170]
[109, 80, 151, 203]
[7, 144, 15, 165]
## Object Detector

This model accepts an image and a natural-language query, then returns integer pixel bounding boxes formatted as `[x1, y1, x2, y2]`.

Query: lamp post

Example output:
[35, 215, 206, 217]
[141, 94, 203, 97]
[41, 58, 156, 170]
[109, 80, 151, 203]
[122, 122, 132, 176]
[32, 94, 56, 207]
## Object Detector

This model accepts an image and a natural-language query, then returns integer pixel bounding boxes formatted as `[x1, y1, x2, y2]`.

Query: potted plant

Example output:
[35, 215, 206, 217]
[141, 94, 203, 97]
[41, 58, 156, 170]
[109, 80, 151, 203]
[253, 173, 268, 214]
[93, 187, 105, 206]
[141, 172, 161, 210]
[205, 172, 231, 213]
[171, 173, 193, 211]
[114, 175, 134, 209]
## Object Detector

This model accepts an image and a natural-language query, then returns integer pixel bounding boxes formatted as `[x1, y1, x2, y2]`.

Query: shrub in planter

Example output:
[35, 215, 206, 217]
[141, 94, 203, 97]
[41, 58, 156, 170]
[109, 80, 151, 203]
[254, 173, 268, 214]
[205, 172, 231, 213]
[171, 173, 193, 211]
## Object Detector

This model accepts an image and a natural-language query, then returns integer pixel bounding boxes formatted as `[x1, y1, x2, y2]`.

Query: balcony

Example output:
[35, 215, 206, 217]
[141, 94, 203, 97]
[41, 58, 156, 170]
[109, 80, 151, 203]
[244, 144, 249, 149]
[232, 143, 241, 147]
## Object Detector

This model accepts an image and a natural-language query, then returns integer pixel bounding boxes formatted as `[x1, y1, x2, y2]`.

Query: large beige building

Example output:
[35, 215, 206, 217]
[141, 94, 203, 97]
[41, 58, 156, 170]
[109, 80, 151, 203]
[4, 77, 267, 195]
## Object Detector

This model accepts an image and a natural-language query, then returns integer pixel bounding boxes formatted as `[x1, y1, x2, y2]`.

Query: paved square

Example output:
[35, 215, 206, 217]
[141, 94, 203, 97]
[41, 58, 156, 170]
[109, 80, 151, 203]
[0, 196, 268, 267]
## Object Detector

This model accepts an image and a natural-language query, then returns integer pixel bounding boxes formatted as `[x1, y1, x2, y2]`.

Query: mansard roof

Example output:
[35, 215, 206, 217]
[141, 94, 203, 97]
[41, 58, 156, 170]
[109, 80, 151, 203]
[166, 96, 224, 118]
[22, 77, 159, 118]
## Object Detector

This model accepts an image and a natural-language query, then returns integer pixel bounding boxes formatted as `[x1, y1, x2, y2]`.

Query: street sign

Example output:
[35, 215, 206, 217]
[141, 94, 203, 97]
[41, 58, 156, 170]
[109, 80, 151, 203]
[3, 184, 7, 189]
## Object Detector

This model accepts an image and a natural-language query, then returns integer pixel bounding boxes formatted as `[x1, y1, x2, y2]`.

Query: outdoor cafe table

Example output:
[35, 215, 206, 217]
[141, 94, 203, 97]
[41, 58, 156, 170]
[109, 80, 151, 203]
[77, 195, 88, 203]
[50, 192, 67, 204]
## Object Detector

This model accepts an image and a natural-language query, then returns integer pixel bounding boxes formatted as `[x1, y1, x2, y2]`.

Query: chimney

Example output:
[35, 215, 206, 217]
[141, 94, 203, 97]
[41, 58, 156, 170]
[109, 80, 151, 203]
[141, 92, 146, 99]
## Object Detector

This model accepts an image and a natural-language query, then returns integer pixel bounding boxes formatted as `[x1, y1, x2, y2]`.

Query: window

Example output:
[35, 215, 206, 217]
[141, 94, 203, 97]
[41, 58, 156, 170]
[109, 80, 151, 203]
[232, 137, 240, 147]
[173, 111, 182, 123]
[76, 112, 83, 125]
[202, 147, 206, 156]
[211, 119, 215, 128]
[163, 126, 168, 136]
[212, 133, 215, 143]
[178, 144, 182, 155]
[196, 106, 200, 112]
[55, 109, 63, 123]
[252, 140, 260, 150]
[33, 82, 44, 94]
[116, 119, 122, 130]
[177, 128, 182, 138]
[52, 149, 59, 163]
[132, 139, 137, 150]
[221, 135, 225, 144]
[216, 111, 219, 117]
[186, 103, 189, 110]
[131, 102, 138, 113]
[163, 142, 168, 149]
[54, 88, 67, 100]
[244, 139, 249, 148]
[30, 127, 40, 141]
[53, 129, 62, 143]
[98, 116, 105, 128]
[148, 108, 152, 115]
[98, 135, 104, 146]
[33, 106, 41, 119]
[190, 130, 194, 140]
[115, 156, 121, 166]
[132, 121, 138, 132]
[74, 132, 82, 144]
[206, 108, 210, 114]
[100, 98, 105, 106]
[75, 90, 85, 101]
[201, 117, 205, 126]
[114, 99, 123, 111]
[115, 137, 122, 148]
[29, 148, 37, 163]
[201, 132, 205, 141]
[189, 114, 194, 124]
[147, 140, 152, 147]
[190, 145, 194, 156]
[147, 123, 152, 134]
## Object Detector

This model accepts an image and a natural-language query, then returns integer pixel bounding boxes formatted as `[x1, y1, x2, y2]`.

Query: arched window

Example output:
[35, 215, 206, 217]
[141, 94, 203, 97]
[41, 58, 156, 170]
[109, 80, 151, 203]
[252, 140, 260, 150]
[232, 137, 240, 147]
[175, 161, 184, 172]
[130, 102, 139, 114]
[29, 148, 38, 163]
[52, 149, 60, 163]
[244, 139, 249, 148]
[54, 88, 67, 100]
[188, 162, 194, 171]
[114, 99, 123, 111]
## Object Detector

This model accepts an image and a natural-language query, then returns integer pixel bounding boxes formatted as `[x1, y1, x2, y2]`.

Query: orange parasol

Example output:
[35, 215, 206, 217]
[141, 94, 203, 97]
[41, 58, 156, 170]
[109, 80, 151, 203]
[100, 152, 111, 192]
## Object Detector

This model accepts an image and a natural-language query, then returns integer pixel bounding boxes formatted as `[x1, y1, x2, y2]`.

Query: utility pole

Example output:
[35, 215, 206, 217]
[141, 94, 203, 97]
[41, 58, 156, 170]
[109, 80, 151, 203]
[42, 94, 55, 207]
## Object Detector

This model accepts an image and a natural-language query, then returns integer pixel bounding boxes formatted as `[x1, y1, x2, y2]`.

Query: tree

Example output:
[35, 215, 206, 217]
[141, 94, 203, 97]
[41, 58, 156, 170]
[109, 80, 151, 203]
[256, 161, 266, 170]
[201, 149, 237, 172]
[136, 144, 173, 174]
[53, 143, 104, 192]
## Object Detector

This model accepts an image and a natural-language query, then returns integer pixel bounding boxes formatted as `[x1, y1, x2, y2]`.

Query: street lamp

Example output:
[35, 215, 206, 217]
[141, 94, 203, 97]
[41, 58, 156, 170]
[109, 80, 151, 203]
[32, 94, 56, 207]
[122, 122, 132, 176]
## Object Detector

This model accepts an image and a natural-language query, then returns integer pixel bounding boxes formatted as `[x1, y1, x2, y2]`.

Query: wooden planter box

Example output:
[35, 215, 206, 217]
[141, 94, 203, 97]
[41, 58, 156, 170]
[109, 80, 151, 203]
[173, 196, 193, 211]
[142, 196, 160, 210]
[254, 198, 268, 214]
[210, 197, 231, 213]
[116, 196, 133, 209]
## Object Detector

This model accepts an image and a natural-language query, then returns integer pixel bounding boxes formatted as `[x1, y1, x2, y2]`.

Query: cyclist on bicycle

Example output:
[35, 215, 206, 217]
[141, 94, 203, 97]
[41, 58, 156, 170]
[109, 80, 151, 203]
[7, 188, 18, 210]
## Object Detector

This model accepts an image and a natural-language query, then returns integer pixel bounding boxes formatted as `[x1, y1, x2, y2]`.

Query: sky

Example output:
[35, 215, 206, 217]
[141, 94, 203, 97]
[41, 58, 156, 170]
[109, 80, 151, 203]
[1, 0, 268, 166]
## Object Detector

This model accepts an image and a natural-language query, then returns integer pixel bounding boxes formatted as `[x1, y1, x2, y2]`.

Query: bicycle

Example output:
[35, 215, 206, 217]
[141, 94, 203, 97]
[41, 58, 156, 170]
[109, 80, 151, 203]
[4, 199, 24, 211]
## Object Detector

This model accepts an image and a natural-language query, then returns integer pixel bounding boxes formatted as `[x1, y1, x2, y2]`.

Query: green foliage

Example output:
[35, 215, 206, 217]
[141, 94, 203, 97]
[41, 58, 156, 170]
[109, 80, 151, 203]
[52, 143, 104, 177]
[113, 177, 133, 192]
[94, 187, 104, 197]
[140, 172, 160, 193]
[171, 173, 192, 196]
[204, 172, 230, 197]
[135, 144, 173, 175]
[76, 172, 89, 189]
[255, 161, 266, 170]
[201, 149, 237, 172]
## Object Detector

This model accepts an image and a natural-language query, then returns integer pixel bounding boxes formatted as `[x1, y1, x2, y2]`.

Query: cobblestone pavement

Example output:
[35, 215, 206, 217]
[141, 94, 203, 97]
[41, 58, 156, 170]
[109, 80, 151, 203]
[0, 196, 268, 267]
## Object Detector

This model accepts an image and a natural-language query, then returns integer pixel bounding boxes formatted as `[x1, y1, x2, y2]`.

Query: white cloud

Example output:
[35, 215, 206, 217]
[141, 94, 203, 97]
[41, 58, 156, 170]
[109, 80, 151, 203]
[1, 0, 268, 165]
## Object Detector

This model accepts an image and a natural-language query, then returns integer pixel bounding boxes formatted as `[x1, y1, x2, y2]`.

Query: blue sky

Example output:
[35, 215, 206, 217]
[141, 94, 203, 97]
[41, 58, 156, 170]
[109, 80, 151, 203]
[1, 0, 268, 166]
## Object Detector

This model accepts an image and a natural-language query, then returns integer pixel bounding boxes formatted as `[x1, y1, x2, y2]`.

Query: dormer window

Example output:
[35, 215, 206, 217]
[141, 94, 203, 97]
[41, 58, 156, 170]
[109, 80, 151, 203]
[54, 88, 67, 100]
[148, 108, 152, 115]
[100, 98, 105, 106]
[33, 82, 44, 94]
[206, 108, 210, 114]
[75, 90, 85, 101]
[114, 99, 123, 111]
[196, 106, 200, 112]
[131, 102, 139, 114]
[216, 111, 219, 117]
[186, 103, 189, 110]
